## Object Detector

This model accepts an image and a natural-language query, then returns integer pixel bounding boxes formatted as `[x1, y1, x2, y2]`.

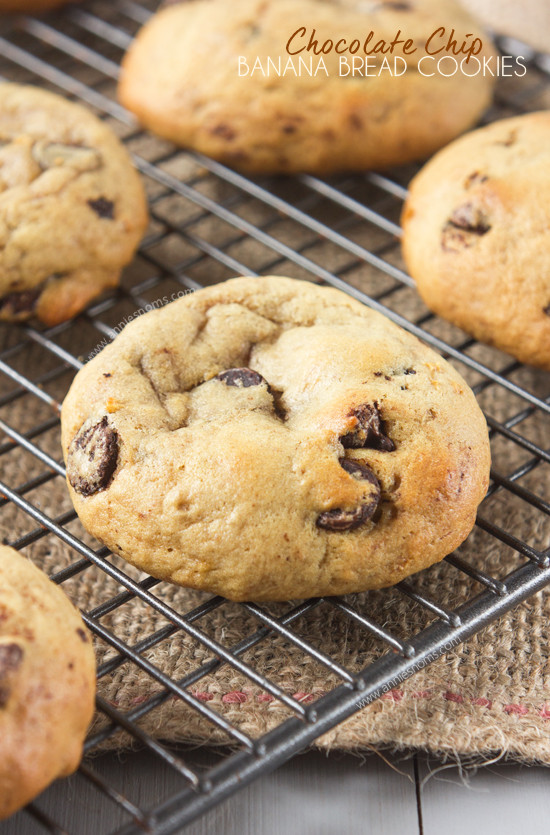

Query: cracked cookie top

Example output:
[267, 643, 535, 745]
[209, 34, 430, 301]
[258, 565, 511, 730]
[0, 83, 147, 325]
[61, 276, 490, 601]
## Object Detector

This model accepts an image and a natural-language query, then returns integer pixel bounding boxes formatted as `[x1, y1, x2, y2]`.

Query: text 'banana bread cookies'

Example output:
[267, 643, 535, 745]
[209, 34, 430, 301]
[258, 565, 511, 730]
[401, 112, 550, 370]
[0, 83, 148, 325]
[61, 276, 490, 601]
[0, 546, 96, 821]
[118, 0, 497, 175]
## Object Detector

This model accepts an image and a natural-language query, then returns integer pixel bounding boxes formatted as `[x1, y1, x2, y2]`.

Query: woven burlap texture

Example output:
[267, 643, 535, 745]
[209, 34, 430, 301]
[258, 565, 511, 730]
[1, 329, 549, 764]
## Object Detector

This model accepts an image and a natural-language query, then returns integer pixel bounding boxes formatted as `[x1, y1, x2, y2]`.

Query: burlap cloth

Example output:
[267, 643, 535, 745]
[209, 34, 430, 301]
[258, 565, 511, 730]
[1, 318, 549, 765]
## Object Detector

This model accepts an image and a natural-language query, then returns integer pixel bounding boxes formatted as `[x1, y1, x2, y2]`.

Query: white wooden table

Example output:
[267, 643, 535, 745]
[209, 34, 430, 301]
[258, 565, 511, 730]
[2, 748, 549, 834]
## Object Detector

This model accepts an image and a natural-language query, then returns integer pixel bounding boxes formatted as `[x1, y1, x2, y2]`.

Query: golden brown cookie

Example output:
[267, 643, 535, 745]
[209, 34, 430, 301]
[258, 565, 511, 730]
[401, 112, 550, 370]
[118, 0, 496, 175]
[61, 276, 490, 601]
[0, 83, 148, 326]
[0, 546, 96, 820]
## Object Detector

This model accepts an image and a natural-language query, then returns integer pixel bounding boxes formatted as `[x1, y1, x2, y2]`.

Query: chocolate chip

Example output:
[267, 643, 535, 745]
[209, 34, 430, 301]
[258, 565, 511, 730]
[88, 197, 114, 219]
[217, 368, 266, 388]
[211, 124, 236, 141]
[450, 204, 491, 233]
[544, 303, 550, 316]
[340, 404, 395, 452]
[465, 171, 488, 188]
[76, 628, 89, 643]
[0, 286, 42, 315]
[0, 644, 23, 707]
[339, 457, 379, 484]
[67, 416, 119, 497]
[496, 130, 517, 147]
[317, 505, 370, 531]
[243, 22, 261, 40]
[317, 459, 380, 531]
[0, 643, 23, 676]
[381, 1, 412, 9]
[404, 368, 416, 375]
[442, 203, 491, 251]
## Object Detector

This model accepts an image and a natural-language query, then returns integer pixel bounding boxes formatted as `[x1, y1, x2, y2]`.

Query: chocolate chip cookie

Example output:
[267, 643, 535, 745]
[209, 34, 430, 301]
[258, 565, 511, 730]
[0, 546, 96, 820]
[0, 83, 147, 326]
[118, 0, 496, 175]
[61, 276, 490, 601]
[401, 112, 550, 370]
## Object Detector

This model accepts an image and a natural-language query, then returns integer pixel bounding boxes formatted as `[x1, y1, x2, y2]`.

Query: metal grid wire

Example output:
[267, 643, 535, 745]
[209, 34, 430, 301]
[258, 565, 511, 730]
[0, 1, 549, 832]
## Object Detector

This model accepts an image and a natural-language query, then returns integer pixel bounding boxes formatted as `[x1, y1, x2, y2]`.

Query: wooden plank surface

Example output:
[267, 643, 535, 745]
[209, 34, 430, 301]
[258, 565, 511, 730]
[419, 756, 550, 835]
[4, 748, 550, 835]
[2, 749, 419, 835]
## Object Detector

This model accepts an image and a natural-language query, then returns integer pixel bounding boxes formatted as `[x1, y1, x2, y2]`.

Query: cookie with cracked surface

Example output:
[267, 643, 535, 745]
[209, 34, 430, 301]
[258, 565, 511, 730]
[401, 112, 550, 370]
[61, 276, 490, 601]
[0, 83, 148, 326]
[118, 0, 496, 175]
[0, 546, 96, 820]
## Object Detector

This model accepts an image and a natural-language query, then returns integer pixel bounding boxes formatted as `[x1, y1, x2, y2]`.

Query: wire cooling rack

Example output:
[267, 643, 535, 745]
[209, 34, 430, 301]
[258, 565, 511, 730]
[0, 2, 549, 832]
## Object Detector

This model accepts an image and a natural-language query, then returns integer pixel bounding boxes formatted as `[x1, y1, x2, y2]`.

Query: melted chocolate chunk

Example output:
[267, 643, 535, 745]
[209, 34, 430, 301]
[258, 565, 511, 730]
[0, 286, 42, 315]
[217, 368, 266, 388]
[67, 416, 119, 497]
[88, 197, 114, 219]
[465, 171, 489, 188]
[211, 124, 236, 141]
[496, 130, 517, 147]
[317, 505, 370, 531]
[442, 203, 491, 252]
[450, 203, 491, 233]
[543, 303, 550, 317]
[76, 628, 89, 643]
[0, 643, 23, 707]
[339, 458, 378, 484]
[0, 643, 23, 676]
[317, 458, 380, 531]
[340, 404, 395, 452]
